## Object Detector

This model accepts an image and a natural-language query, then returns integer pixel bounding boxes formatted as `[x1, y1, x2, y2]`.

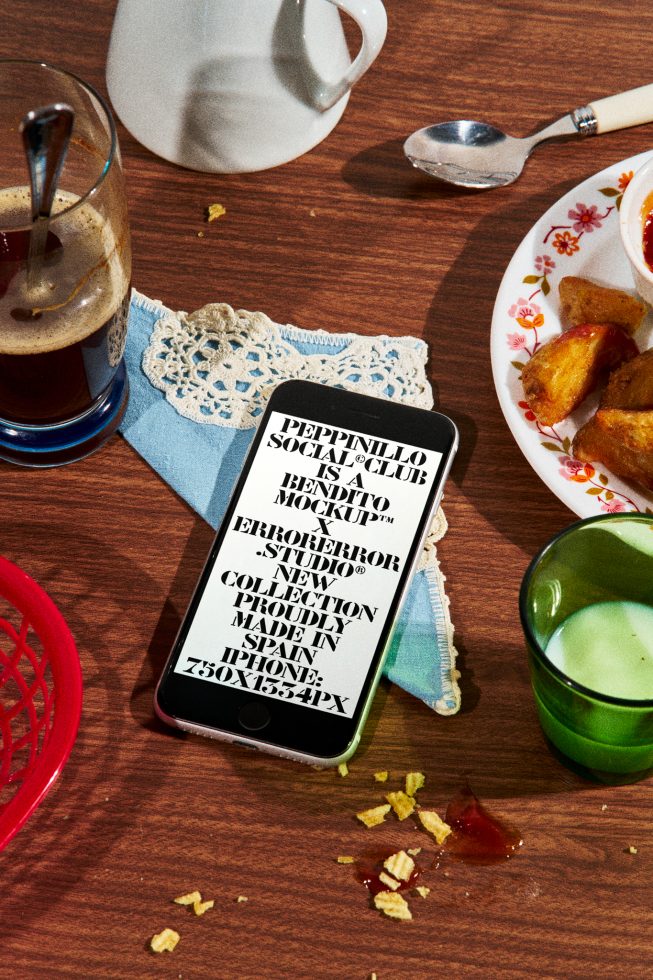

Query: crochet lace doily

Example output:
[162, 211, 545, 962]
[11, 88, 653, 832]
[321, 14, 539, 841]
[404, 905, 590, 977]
[142, 298, 448, 557]
[142, 302, 433, 429]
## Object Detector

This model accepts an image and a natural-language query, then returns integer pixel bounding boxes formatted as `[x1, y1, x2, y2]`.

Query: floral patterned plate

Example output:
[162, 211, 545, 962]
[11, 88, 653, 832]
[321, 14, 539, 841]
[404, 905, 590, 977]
[491, 150, 653, 517]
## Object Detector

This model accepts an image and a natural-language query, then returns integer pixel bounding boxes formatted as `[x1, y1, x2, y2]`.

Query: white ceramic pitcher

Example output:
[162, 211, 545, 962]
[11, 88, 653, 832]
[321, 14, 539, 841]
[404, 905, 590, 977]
[106, 0, 387, 173]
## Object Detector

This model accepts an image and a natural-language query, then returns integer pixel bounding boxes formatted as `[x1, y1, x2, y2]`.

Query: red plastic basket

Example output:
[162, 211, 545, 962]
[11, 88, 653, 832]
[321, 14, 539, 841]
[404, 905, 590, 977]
[0, 557, 82, 852]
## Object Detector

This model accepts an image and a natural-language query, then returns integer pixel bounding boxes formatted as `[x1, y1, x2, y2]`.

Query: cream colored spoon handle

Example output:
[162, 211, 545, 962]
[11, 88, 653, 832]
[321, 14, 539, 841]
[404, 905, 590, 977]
[589, 83, 653, 134]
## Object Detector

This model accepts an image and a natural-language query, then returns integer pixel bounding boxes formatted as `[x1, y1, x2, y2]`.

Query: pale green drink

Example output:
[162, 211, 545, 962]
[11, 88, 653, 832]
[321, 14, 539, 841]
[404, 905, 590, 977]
[545, 601, 653, 700]
[520, 513, 653, 779]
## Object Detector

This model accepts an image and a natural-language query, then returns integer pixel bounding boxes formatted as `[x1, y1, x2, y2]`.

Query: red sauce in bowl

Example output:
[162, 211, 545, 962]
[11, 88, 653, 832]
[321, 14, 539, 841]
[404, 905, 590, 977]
[641, 189, 653, 272]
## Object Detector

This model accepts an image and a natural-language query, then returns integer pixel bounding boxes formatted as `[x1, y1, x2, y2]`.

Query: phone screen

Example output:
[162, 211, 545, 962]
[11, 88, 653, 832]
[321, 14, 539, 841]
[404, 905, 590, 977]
[171, 409, 444, 720]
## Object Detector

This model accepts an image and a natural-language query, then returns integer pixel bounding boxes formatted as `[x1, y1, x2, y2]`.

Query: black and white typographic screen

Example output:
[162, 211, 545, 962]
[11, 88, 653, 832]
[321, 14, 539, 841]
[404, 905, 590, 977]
[174, 411, 444, 719]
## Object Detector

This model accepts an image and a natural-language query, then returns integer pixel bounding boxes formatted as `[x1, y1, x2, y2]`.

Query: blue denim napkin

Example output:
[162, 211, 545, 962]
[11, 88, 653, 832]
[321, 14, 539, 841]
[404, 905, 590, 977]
[120, 291, 460, 714]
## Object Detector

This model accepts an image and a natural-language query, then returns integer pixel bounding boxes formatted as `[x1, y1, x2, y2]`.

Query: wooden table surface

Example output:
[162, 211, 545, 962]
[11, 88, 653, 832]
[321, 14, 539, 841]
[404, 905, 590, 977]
[2, 1, 653, 977]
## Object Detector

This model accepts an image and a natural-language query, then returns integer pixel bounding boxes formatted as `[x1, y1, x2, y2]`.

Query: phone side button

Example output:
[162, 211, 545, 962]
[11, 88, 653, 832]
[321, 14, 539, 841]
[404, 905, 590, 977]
[238, 702, 272, 731]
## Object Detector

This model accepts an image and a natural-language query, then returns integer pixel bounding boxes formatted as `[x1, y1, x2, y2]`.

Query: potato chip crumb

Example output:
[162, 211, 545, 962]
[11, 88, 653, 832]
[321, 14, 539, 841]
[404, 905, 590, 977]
[193, 899, 214, 916]
[418, 809, 452, 844]
[174, 891, 202, 906]
[407, 848, 422, 856]
[627, 845, 638, 854]
[378, 871, 401, 891]
[236, 896, 248, 903]
[405, 771, 425, 797]
[337, 855, 355, 864]
[373, 890, 412, 921]
[386, 791, 415, 821]
[207, 203, 226, 222]
[197, 231, 205, 238]
[309, 209, 317, 217]
[384, 850, 415, 883]
[601, 804, 608, 811]
[338, 762, 349, 777]
[150, 928, 180, 953]
[357, 804, 391, 828]
[415, 886, 430, 899]
[374, 771, 388, 782]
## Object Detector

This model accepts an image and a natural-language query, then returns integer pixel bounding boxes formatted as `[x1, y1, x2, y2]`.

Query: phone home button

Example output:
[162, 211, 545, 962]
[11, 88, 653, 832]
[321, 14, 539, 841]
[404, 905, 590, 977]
[238, 701, 271, 732]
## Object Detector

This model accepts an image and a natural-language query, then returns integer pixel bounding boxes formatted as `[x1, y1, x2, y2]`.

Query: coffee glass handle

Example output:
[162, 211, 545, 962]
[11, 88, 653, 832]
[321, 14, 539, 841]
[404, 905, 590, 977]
[316, 0, 388, 111]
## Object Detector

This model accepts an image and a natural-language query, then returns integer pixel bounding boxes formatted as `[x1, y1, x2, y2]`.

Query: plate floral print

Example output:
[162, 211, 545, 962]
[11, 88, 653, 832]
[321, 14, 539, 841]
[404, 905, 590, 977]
[508, 168, 651, 514]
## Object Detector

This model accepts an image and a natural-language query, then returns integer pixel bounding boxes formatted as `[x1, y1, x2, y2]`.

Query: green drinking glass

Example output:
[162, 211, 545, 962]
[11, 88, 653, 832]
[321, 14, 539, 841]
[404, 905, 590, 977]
[520, 513, 653, 782]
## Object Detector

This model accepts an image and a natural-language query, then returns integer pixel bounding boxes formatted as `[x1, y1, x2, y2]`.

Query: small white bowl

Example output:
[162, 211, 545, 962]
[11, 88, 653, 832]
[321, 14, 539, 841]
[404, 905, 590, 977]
[620, 154, 653, 307]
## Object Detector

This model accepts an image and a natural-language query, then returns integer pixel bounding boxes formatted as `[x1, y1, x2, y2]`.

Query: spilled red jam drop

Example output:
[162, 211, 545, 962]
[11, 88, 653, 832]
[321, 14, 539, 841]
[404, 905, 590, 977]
[641, 190, 653, 272]
[444, 785, 523, 864]
[644, 211, 653, 272]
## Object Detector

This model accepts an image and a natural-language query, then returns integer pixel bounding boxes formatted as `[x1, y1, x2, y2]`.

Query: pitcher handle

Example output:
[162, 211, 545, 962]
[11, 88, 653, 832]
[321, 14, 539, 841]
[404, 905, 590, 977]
[317, 0, 388, 111]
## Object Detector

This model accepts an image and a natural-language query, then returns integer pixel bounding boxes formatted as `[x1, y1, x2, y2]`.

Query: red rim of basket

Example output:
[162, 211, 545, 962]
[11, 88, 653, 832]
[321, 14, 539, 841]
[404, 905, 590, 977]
[0, 556, 82, 852]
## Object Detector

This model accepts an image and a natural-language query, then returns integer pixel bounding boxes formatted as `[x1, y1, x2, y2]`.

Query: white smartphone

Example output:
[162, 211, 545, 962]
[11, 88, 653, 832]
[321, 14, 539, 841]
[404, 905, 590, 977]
[155, 380, 458, 766]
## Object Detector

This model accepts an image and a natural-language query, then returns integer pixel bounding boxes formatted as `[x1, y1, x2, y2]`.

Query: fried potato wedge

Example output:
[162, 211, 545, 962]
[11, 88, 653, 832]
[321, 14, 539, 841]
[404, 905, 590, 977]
[599, 348, 653, 409]
[597, 408, 653, 451]
[521, 323, 638, 425]
[559, 276, 647, 335]
[573, 409, 653, 491]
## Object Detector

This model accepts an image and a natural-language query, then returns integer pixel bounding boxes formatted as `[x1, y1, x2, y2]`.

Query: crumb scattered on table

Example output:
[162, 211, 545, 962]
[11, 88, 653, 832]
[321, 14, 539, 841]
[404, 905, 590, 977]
[373, 890, 412, 921]
[357, 804, 391, 828]
[150, 928, 180, 953]
[174, 891, 201, 906]
[417, 809, 452, 844]
[193, 899, 214, 916]
[206, 203, 226, 222]
[378, 871, 401, 891]
[405, 772, 425, 797]
[385, 791, 415, 821]
[384, 850, 415, 882]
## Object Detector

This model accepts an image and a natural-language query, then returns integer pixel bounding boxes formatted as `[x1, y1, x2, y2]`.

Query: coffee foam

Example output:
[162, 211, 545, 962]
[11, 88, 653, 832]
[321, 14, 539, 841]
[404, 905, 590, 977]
[0, 187, 129, 355]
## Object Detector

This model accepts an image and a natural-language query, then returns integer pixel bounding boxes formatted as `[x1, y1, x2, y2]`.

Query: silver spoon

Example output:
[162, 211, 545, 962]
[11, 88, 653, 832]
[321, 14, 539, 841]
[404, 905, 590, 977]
[404, 82, 653, 189]
[20, 103, 74, 292]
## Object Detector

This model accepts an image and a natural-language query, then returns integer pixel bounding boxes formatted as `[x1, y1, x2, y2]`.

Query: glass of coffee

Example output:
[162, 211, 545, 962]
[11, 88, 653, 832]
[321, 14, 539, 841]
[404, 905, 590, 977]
[0, 60, 131, 466]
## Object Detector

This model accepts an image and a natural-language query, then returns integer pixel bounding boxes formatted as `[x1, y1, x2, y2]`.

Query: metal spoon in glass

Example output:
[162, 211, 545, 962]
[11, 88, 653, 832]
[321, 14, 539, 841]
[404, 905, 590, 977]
[20, 103, 74, 294]
[404, 83, 653, 189]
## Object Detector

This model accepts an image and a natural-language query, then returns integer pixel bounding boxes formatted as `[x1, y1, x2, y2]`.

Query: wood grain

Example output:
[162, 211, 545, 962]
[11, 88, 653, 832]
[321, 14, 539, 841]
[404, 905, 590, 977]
[1, 1, 652, 976]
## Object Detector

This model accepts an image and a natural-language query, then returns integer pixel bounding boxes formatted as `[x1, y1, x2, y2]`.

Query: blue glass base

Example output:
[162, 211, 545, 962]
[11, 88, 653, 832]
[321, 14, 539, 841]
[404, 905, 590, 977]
[0, 361, 129, 467]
